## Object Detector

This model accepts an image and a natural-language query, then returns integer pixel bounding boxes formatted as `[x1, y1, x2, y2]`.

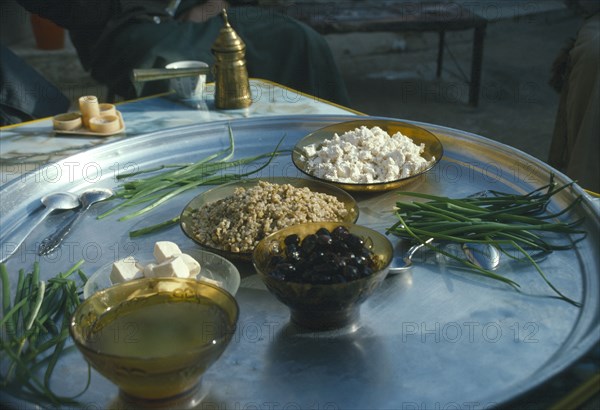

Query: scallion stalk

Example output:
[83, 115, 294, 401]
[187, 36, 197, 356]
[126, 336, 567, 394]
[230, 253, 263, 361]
[98, 125, 286, 221]
[387, 177, 586, 306]
[98, 124, 288, 237]
[0, 260, 90, 406]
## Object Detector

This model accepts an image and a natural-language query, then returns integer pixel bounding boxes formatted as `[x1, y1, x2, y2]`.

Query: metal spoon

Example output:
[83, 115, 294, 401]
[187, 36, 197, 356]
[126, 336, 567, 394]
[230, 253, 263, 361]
[388, 190, 501, 274]
[388, 239, 500, 274]
[0, 193, 80, 263]
[38, 188, 114, 255]
[462, 242, 500, 270]
[388, 238, 434, 274]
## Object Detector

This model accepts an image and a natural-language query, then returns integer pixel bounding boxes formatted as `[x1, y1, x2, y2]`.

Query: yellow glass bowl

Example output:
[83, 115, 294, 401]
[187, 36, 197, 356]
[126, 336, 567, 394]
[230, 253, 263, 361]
[180, 177, 359, 262]
[292, 119, 443, 192]
[253, 222, 393, 330]
[70, 278, 238, 402]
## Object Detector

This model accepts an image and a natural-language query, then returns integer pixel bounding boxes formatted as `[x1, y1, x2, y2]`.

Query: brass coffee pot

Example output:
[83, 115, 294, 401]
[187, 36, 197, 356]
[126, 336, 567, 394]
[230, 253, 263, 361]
[211, 9, 252, 109]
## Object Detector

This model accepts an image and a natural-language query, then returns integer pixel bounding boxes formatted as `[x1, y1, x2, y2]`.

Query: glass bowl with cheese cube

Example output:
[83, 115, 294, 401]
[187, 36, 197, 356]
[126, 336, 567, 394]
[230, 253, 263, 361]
[70, 276, 238, 406]
[292, 119, 443, 192]
[83, 241, 240, 298]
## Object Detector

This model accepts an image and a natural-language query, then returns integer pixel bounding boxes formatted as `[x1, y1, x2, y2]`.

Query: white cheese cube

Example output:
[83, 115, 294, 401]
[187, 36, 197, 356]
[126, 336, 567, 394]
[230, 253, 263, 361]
[149, 256, 189, 278]
[110, 256, 143, 283]
[143, 262, 157, 278]
[153, 241, 182, 263]
[180, 253, 201, 278]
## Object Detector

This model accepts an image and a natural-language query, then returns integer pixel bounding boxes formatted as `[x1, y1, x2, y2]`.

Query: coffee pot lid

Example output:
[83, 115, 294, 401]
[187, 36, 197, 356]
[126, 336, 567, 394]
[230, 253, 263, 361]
[211, 9, 245, 53]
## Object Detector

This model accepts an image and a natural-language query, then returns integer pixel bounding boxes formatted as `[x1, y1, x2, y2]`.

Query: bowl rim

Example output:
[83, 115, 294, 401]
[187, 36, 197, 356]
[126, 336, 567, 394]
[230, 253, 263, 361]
[252, 221, 394, 288]
[70, 277, 239, 360]
[82, 247, 241, 299]
[292, 119, 444, 190]
[179, 176, 360, 260]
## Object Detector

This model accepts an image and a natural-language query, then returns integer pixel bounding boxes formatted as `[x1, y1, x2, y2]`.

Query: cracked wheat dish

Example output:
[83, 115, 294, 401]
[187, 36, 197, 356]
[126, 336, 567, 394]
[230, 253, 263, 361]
[191, 180, 350, 253]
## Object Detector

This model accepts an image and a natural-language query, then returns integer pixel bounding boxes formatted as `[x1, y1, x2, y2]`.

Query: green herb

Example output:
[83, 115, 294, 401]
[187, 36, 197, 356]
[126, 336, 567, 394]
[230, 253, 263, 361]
[1, 261, 90, 406]
[129, 216, 181, 237]
[98, 125, 288, 236]
[387, 177, 586, 306]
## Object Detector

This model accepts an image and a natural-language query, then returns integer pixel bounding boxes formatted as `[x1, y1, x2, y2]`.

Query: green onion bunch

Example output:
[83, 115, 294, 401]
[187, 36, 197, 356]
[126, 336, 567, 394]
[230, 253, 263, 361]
[387, 177, 586, 306]
[98, 125, 287, 236]
[1, 261, 90, 406]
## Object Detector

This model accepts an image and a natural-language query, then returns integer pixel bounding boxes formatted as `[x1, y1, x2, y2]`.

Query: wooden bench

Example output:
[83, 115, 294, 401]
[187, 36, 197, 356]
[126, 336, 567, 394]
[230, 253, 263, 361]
[262, 1, 487, 106]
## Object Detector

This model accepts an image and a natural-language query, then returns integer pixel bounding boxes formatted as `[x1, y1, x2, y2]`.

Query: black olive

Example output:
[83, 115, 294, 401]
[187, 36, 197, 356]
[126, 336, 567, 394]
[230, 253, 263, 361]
[332, 240, 350, 255]
[345, 233, 365, 252]
[268, 225, 376, 284]
[276, 262, 296, 275]
[301, 234, 318, 255]
[269, 262, 296, 281]
[342, 265, 360, 280]
[360, 266, 374, 277]
[354, 254, 369, 266]
[332, 225, 350, 240]
[285, 243, 301, 261]
[284, 234, 300, 247]
[316, 227, 331, 237]
[316, 233, 333, 247]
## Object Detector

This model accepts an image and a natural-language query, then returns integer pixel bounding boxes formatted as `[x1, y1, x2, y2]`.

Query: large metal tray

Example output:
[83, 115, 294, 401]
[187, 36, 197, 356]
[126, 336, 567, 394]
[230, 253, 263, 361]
[1, 115, 598, 409]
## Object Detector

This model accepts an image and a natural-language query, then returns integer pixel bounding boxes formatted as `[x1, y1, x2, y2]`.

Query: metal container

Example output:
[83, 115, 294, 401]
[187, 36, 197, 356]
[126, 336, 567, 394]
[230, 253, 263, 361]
[1, 115, 598, 409]
[211, 9, 252, 109]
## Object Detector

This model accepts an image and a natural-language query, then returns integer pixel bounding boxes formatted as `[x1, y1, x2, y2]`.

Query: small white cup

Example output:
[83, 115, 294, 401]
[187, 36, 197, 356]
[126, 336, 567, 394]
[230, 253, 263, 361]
[165, 60, 209, 100]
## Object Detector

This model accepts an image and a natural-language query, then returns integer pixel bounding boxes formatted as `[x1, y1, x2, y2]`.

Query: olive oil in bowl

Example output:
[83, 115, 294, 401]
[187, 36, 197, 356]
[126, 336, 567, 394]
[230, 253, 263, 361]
[70, 278, 238, 402]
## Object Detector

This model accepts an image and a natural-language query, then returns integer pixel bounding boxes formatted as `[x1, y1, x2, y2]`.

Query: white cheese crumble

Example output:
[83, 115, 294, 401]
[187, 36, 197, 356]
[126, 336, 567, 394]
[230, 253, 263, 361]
[301, 126, 435, 183]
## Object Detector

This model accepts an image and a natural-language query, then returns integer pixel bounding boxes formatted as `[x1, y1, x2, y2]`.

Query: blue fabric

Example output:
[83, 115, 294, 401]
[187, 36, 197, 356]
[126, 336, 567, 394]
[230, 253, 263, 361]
[0, 46, 70, 126]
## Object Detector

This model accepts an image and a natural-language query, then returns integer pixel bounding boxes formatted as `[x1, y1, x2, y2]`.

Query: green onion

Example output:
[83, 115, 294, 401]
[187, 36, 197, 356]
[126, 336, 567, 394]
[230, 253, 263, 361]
[97, 125, 288, 236]
[0, 261, 90, 406]
[129, 216, 181, 237]
[387, 177, 586, 307]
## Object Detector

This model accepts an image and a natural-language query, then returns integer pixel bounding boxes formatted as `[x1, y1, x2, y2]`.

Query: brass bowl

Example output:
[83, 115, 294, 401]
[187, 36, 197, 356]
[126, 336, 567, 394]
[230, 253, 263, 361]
[292, 119, 443, 192]
[180, 177, 359, 262]
[70, 278, 238, 402]
[253, 222, 393, 330]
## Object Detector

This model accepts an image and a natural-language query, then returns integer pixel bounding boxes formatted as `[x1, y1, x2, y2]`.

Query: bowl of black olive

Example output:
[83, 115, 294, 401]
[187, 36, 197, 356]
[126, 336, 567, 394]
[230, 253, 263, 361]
[253, 222, 393, 330]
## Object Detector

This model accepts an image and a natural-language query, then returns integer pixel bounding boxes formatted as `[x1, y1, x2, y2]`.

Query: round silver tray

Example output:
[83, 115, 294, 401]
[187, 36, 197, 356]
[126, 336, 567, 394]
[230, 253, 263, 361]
[1, 115, 598, 408]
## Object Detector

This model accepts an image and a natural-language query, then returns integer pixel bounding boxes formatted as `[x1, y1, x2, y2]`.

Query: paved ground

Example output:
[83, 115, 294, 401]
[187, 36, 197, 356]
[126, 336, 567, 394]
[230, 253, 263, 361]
[330, 7, 582, 162]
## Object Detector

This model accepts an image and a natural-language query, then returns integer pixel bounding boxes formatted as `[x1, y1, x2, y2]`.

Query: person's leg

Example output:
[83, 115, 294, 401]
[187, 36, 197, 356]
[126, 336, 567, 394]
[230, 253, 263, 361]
[549, 14, 599, 192]
[0, 46, 70, 126]
[229, 8, 350, 106]
[563, 14, 599, 191]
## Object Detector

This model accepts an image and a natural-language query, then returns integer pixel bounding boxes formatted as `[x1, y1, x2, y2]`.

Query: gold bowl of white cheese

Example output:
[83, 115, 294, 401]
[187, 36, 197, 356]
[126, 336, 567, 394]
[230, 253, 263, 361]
[292, 119, 443, 192]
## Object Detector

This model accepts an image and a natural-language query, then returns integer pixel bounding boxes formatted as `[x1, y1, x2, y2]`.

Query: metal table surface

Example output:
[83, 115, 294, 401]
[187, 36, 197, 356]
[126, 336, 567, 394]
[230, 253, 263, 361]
[1, 115, 598, 409]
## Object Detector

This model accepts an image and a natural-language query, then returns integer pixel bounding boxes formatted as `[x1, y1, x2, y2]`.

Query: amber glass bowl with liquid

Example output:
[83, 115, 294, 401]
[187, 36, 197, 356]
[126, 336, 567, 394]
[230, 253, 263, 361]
[70, 278, 238, 402]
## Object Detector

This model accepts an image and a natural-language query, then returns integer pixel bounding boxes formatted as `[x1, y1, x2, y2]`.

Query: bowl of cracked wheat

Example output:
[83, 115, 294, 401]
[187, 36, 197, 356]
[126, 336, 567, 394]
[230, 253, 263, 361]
[180, 177, 359, 262]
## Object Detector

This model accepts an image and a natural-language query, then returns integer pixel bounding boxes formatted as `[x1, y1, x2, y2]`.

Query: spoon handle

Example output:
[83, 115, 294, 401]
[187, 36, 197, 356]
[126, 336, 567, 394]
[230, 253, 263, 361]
[1, 207, 54, 263]
[388, 237, 434, 275]
[38, 205, 89, 256]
